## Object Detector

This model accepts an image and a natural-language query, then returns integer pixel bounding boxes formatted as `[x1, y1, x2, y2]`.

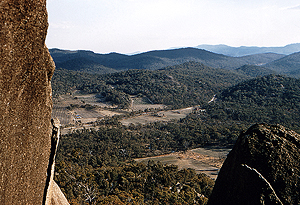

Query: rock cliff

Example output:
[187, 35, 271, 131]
[207, 124, 300, 205]
[0, 1, 68, 204]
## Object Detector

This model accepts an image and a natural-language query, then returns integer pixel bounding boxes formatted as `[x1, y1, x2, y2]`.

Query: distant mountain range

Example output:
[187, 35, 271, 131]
[50, 45, 300, 78]
[50, 47, 284, 73]
[196, 43, 300, 57]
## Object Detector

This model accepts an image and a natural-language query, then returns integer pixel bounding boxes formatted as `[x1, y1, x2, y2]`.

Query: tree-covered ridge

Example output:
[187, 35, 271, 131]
[264, 51, 300, 76]
[51, 68, 95, 96]
[52, 62, 249, 109]
[234, 64, 276, 77]
[83, 62, 248, 108]
[206, 75, 300, 132]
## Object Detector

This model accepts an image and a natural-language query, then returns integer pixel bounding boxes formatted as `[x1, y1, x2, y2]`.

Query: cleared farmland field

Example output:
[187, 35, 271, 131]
[131, 97, 166, 111]
[135, 147, 231, 179]
[120, 107, 195, 125]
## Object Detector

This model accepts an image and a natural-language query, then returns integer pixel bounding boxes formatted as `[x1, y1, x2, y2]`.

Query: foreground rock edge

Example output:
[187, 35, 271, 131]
[207, 123, 300, 205]
[0, 1, 68, 204]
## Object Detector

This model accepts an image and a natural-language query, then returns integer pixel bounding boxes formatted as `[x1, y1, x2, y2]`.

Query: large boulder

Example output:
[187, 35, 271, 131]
[0, 1, 67, 204]
[207, 124, 300, 205]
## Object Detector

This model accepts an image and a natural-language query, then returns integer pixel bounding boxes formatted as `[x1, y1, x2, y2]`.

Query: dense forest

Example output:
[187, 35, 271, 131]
[264, 51, 300, 77]
[55, 124, 217, 204]
[206, 75, 300, 133]
[55, 159, 214, 205]
[234, 64, 276, 77]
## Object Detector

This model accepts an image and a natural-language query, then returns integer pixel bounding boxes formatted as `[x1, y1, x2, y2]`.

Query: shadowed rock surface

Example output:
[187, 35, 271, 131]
[207, 124, 300, 205]
[0, 1, 67, 204]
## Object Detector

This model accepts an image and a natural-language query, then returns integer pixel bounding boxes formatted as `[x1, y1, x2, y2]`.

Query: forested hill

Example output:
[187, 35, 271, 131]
[205, 74, 300, 133]
[52, 61, 249, 108]
[264, 51, 300, 77]
[49, 47, 283, 74]
[234, 64, 276, 77]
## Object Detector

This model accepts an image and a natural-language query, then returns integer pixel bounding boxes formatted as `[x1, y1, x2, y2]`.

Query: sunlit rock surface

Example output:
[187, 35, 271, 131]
[0, 1, 67, 204]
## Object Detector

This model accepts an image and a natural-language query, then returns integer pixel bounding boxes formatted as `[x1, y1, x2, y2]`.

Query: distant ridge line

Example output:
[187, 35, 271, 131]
[195, 43, 300, 57]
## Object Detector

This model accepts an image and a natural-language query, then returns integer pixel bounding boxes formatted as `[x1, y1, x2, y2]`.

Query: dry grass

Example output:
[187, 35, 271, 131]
[121, 107, 195, 125]
[135, 148, 231, 180]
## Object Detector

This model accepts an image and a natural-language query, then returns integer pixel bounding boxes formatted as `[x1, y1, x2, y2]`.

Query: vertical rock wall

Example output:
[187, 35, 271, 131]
[0, 0, 55, 204]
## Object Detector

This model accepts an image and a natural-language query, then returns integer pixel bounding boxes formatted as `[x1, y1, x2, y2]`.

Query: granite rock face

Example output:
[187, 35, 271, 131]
[207, 124, 300, 205]
[0, 0, 57, 204]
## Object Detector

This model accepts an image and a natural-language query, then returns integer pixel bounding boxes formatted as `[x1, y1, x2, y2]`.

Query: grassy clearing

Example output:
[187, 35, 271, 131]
[135, 148, 231, 180]
[53, 94, 195, 128]
[121, 107, 195, 125]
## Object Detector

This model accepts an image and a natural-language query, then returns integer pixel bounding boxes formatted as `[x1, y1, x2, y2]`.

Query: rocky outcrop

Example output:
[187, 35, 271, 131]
[207, 124, 300, 205]
[0, 1, 68, 204]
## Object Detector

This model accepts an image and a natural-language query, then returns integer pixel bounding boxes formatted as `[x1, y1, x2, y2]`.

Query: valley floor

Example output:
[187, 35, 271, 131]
[52, 92, 230, 179]
[52, 93, 197, 134]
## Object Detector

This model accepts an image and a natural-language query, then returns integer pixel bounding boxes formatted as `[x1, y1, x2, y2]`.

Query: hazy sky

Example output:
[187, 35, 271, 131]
[46, 0, 300, 54]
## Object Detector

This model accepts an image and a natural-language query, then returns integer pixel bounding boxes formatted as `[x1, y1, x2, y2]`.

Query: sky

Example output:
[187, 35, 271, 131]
[46, 0, 300, 54]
